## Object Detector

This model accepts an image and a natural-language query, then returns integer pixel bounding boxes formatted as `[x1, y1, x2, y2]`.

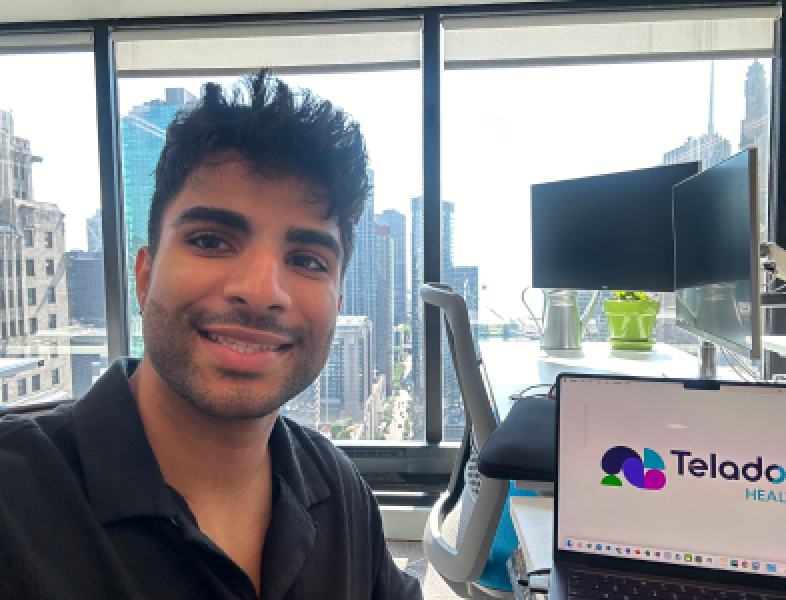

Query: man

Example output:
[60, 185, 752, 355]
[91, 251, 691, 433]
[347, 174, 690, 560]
[0, 72, 423, 599]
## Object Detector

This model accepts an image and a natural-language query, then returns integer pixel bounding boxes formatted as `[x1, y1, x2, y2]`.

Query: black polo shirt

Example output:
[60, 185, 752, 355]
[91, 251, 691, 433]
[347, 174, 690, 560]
[0, 359, 422, 599]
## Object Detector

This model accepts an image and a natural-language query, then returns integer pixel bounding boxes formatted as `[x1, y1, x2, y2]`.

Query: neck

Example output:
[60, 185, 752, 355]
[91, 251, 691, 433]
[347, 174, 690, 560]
[129, 356, 278, 501]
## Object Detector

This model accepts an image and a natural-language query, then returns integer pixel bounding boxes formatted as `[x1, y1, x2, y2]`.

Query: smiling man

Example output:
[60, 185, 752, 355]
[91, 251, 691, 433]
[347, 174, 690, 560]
[0, 72, 422, 600]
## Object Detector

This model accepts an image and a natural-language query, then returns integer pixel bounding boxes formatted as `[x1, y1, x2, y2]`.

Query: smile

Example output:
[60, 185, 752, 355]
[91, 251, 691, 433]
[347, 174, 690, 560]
[202, 331, 290, 354]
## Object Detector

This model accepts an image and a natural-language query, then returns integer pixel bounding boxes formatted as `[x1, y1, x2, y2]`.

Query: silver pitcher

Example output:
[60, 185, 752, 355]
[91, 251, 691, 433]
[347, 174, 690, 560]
[521, 288, 601, 350]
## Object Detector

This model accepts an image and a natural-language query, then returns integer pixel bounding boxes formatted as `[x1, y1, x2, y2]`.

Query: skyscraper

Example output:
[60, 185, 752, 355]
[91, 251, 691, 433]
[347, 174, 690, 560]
[374, 223, 394, 396]
[410, 196, 424, 439]
[376, 209, 407, 326]
[663, 63, 732, 170]
[739, 59, 770, 239]
[86, 209, 102, 253]
[121, 88, 197, 355]
[319, 315, 373, 425]
[0, 110, 73, 404]
[65, 250, 106, 328]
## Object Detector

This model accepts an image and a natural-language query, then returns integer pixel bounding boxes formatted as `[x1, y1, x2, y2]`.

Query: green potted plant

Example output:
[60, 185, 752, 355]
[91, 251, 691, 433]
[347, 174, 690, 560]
[603, 291, 660, 350]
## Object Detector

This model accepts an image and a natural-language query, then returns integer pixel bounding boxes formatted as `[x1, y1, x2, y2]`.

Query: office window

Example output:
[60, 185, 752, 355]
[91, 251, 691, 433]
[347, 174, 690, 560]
[51, 369, 60, 385]
[1, 323, 6, 340]
[0, 40, 107, 403]
[48, 314, 56, 329]
[1, 384, 7, 404]
[50, 341, 58, 358]
[10, 321, 16, 337]
[439, 7, 778, 439]
[116, 19, 423, 441]
[32, 374, 40, 392]
[18, 320, 24, 336]
[47, 286, 55, 304]
[0, 291, 5, 310]
[17, 378, 26, 397]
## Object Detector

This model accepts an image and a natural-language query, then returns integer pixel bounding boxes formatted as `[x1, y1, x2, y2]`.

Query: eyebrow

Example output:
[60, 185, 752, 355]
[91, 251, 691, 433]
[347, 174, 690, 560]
[171, 206, 251, 235]
[287, 227, 342, 261]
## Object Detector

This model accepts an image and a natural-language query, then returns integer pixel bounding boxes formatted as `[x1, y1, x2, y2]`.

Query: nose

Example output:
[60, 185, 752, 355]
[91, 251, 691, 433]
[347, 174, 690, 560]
[223, 247, 293, 313]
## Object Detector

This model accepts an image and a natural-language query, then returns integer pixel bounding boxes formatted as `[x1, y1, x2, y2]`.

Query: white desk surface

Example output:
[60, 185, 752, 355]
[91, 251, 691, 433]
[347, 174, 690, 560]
[478, 340, 699, 418]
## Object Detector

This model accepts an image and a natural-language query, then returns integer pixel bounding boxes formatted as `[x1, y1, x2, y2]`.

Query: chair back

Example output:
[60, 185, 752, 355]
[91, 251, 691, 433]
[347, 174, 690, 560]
[420, 283, 510, 586]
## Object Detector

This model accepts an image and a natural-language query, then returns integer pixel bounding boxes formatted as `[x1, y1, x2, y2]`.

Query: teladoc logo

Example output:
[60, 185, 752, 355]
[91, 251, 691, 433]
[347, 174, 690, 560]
[601, 446, 667, 490]
[601, 447, 786, 491]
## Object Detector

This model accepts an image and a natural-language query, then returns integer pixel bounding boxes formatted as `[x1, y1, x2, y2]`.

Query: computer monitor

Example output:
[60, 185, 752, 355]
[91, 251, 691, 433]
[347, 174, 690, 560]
[674, 148, 761, 360]
[531, 161, 700, 292]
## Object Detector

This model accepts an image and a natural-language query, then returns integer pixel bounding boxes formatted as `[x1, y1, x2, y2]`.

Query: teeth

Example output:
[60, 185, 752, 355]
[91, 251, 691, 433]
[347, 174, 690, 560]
[206, 332, 281, 354]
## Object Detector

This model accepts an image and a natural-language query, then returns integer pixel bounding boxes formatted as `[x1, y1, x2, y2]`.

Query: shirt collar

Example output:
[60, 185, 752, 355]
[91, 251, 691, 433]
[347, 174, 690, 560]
[72, 358, 331, 526]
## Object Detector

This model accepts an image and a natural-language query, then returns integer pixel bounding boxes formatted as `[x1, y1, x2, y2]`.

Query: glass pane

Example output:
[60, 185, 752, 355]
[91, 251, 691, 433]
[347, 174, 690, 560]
[117, 26, 423, 442]
[442, 57, 772, 429]
[0, 49, 108, 407]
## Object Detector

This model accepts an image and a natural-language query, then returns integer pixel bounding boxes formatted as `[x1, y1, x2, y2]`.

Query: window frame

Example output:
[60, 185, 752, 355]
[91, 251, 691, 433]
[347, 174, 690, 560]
[0, 1, 781, 491]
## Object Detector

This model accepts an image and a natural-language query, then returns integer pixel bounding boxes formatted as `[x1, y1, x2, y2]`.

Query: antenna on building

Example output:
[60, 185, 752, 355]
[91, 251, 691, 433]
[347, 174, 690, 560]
[708, 61, 715, 137]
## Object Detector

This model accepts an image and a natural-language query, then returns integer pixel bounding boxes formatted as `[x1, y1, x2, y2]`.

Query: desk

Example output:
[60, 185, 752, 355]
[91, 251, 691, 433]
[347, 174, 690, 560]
[478, 340, 700, 419]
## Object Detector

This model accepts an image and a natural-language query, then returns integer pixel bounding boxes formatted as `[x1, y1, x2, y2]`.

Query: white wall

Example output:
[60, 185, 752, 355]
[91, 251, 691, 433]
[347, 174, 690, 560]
[0, 0, 548, 25]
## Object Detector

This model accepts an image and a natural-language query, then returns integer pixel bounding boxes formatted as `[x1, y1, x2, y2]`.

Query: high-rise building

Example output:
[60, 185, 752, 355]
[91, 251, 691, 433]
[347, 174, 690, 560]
[65, 250, 106, 328]
[121, 88, 197, 355]
[340, 169, 376, 326]
[319, 315, 373, 425]
[0, 109, 73, 405]
[86, 209, 102, 253]
[410, 196, 424, 439]
[374, 223, 394, 396]
[739, 59, 770, 239]
[376, 209, 407, 326]
[663, 63, 732, 170]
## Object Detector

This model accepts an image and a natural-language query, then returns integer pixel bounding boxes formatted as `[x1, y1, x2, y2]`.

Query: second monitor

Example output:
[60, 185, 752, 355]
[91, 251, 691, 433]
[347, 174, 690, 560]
[531, 161, 700, 292]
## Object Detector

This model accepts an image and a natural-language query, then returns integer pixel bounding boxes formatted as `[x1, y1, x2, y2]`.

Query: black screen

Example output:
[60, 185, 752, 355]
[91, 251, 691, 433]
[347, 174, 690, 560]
[674, 149, 760, 359]
[531, 162, 700, 291]
[674, 151, 754, 289]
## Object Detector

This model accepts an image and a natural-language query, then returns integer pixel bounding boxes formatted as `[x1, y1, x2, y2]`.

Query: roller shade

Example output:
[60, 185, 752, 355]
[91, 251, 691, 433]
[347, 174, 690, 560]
[0, 31, 93, 54]
[443, 7, 781, 69]
[113, 19, 422, 76]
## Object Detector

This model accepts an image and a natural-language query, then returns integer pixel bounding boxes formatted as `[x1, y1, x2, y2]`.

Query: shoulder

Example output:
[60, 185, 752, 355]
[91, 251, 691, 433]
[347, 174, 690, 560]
[276, 415, 367, 494]
[0, 405, 82, 486]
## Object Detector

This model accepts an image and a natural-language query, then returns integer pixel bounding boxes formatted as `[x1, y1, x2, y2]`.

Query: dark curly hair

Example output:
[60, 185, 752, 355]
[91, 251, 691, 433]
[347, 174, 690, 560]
[148, 70, 370, 276]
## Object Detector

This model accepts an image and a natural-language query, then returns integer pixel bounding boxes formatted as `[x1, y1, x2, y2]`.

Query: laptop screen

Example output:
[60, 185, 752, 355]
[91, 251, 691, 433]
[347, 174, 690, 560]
[557, 375, 786, 580]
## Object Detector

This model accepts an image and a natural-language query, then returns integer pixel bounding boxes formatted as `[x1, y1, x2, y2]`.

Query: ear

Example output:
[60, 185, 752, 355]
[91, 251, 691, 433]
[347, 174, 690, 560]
[135, 246, 152, 311]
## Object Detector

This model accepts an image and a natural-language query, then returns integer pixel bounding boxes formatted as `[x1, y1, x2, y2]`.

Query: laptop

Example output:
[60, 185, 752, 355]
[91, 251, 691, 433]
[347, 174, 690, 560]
[549, 373, 786, 599]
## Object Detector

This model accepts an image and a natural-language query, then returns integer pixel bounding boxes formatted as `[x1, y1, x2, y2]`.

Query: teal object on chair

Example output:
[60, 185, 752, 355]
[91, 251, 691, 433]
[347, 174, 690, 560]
[476, 484, 538, 592]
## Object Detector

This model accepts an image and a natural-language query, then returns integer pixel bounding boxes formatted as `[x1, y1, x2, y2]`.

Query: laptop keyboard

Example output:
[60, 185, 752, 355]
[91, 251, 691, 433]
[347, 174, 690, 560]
[568, 570, 786, 600]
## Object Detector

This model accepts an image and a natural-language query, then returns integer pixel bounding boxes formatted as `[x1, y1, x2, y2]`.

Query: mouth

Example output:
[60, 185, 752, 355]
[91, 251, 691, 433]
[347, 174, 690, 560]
[198, 330, 294, 355]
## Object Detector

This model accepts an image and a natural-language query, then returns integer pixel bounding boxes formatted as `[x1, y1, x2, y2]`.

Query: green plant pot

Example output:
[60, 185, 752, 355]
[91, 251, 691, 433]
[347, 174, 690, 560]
[603, 299, 660, 345]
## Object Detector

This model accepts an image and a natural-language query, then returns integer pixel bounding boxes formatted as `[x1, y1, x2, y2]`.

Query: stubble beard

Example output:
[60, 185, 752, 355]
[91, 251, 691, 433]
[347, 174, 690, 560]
[142, 298, 334, 420]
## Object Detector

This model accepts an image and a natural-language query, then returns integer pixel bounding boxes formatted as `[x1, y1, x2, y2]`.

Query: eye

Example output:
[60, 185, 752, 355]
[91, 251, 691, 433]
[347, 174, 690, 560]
[291, 254, 328, 272]
[187, 233, 232, 252]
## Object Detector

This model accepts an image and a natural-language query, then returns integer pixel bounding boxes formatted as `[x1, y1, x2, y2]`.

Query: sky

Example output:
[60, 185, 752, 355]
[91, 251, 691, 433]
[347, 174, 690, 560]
[0, 52, 772, 323]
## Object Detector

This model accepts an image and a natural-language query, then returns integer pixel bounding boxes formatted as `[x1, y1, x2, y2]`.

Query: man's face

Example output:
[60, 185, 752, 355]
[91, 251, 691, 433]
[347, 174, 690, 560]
[135, 161, 343, 420]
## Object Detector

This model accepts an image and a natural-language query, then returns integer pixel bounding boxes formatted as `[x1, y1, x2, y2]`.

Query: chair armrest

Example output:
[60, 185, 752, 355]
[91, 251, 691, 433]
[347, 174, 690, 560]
[477, 395, 555, 482]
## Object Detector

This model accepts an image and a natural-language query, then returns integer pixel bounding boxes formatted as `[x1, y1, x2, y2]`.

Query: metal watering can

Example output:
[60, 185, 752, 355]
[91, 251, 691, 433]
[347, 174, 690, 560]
[521, 288, 601, 350]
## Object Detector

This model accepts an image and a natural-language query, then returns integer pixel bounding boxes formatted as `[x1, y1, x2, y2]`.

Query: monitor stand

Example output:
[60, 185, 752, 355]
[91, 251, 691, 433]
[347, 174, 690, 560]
[698, 339, 717, 379]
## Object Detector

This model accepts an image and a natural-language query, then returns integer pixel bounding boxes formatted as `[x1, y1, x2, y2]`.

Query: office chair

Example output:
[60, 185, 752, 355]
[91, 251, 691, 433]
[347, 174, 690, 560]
[421, 283, 531, 599]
